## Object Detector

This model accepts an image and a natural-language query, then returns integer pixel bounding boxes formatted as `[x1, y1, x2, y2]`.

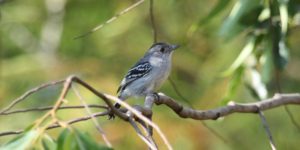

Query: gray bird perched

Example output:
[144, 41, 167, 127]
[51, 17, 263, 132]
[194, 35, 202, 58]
[113, 42, 179, 111]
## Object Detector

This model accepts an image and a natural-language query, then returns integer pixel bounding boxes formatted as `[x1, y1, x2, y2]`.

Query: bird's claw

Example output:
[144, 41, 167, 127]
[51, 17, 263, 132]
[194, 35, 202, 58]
[108, 108, 116, 120]
[108, 113, 115, 120]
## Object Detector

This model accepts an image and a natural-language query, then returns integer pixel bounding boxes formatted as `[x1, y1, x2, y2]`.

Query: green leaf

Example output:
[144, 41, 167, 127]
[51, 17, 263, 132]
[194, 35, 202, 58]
[56, 128, 112, 150]
[219, 0, 261, 39]
[277, 39, 289, 70]
[1, 129, 39, 150]
[221, 66, 244, 105]
[42, 134, 57, 150]
[57, 129, 78, 150]
[74, 129, 112, 150]
[261, 40, 274, 83]
[222, 36, 256, 76]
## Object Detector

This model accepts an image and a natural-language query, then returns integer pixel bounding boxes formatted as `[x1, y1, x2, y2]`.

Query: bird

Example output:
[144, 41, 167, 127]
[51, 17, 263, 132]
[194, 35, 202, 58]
[111, 42, 178, 117]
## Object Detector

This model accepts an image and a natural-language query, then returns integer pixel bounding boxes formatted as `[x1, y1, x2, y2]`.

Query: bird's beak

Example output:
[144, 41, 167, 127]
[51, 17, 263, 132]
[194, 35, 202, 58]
[170, 44, 180, 50]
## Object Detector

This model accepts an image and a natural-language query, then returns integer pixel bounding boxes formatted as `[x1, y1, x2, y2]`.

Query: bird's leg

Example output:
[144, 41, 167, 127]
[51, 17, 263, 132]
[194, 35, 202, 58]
[108, 103, 122, 119]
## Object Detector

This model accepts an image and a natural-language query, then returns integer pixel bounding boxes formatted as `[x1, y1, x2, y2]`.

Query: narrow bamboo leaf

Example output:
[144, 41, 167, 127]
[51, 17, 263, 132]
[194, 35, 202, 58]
[278, 39, 289, 69]
[74, 129, 112, 150]
[222, 36, 256, 76]
[245, 68, 268, 100]
[56, 128, 112, 150]
[57, 129, 77, 150]
[1, 129, 39, 150]
[219, 0, 261, 39]
[221, 66, 244, 105]
[261, 41, 274, 83]
[42, 134, 57, 150]
[279, 1, 289, 34]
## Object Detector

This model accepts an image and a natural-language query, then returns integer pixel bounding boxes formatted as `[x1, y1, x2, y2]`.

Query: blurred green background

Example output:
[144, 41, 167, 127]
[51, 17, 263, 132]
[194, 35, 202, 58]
[1, 0, 300, 149]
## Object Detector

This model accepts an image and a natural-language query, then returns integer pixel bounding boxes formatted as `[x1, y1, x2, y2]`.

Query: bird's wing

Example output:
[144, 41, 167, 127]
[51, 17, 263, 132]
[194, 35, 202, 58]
[117, 62, 152, 93]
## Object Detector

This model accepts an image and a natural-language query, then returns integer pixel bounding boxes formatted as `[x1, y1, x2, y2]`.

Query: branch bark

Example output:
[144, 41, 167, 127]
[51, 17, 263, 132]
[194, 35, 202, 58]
[154, 93, 300, 120]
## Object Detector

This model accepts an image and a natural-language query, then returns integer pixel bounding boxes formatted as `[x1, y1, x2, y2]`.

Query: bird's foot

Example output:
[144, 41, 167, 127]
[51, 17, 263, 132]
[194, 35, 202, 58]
[108, 108, 116, 120]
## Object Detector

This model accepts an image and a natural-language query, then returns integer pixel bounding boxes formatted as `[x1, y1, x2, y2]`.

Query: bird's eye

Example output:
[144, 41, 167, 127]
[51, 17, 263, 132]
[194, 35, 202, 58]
[160, 48, 165, 53]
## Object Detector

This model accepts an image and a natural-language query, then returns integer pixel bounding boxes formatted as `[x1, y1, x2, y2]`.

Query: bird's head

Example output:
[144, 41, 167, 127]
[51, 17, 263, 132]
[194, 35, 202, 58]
[146, 42, 179, 58]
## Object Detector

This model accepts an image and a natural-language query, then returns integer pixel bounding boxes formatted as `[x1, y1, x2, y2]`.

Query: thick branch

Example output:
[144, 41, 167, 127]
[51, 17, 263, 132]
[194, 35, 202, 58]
[155, 93, 300, 120]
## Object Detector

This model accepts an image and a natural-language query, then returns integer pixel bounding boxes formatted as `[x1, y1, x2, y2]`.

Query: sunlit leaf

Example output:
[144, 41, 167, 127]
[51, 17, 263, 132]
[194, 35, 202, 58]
[258, 8, 270, 21]
[1, 129, 39, 150]
[279, 0, 289, 34]
[245, 67, 268, 100]
[222, 36, 256, 76]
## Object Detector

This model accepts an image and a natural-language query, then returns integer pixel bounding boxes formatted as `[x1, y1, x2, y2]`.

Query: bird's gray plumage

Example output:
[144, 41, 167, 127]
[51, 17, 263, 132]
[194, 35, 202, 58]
[114, 42, 178, 109]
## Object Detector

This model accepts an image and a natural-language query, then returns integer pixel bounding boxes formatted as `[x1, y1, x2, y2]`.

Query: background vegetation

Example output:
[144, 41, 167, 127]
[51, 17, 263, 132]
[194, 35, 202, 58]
[1, 0, 300, 149]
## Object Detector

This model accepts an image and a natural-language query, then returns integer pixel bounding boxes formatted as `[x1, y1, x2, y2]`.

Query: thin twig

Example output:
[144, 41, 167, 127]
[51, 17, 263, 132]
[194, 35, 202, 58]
[149, 0, 157, 43]
[74, 0, 146, 39]
[129, 118, 157, 150]
[33, 76, 73, 131]
[276, 65, 300, 131]
[283, 106, 300, 131]
[72, 86, 112, 147]
[137, 119, 158, 149]
[0, 111, 109, 137]
[258, 110, 276, 150]
[200, 122, 228, 144]
[0, 104, 107, 115]
[168, 78, 193, 108]
[0, 80, 65, 114]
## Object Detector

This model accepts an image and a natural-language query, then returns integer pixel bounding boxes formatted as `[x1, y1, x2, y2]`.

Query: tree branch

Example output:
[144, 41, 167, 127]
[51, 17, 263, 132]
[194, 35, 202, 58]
[2, 76, 300, 149]
[154, 93, 300, 120]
